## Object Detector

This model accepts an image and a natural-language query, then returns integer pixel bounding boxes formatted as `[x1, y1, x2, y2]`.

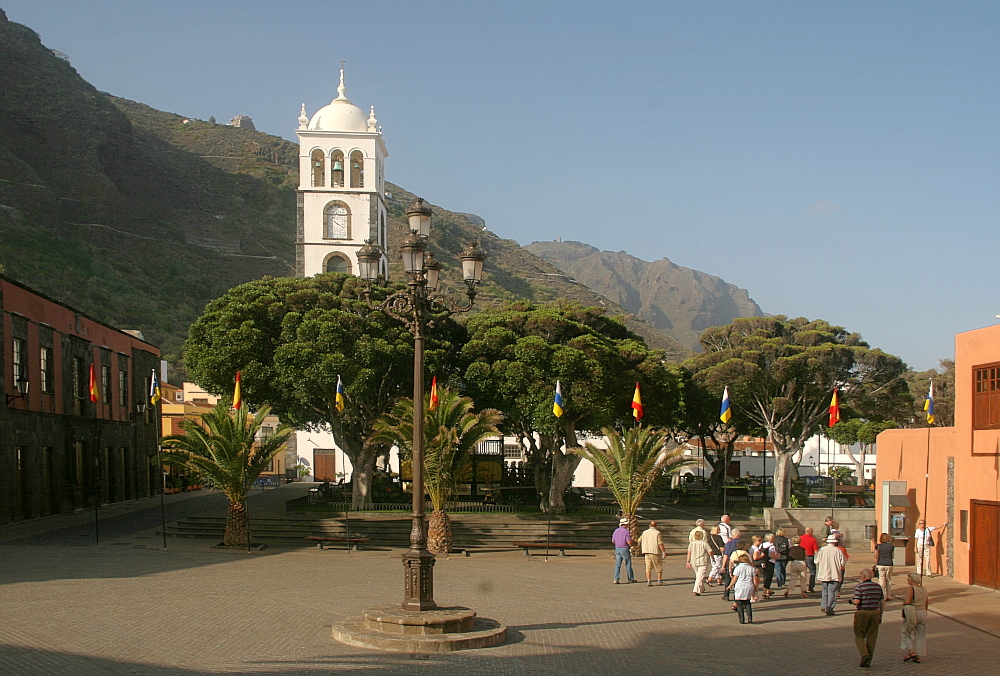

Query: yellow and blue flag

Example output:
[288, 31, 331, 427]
[149, 369, 161, 405]
[336, 375, 345, 413]
[719, 386, 732, 424]
[553, 380, 564, 418]
[924, 380, 934, 425]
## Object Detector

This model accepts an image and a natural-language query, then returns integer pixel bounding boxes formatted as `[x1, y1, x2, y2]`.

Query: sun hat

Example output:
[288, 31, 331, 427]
[826, 535, 839, 543]
[619, 518, 629, 525]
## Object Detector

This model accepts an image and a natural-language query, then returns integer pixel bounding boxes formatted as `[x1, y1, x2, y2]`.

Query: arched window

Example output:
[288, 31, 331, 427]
[324, 202, 350, 239]
[325, 254, 351, 274]
[350, 151, 364, 188]
[331, 150, 345, 188]
[311, 149, 325, 187]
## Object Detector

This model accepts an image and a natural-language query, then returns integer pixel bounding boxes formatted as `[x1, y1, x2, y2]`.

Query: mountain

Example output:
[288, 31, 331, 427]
[525, 240, 763, 351]
[0, 9, 689, 369]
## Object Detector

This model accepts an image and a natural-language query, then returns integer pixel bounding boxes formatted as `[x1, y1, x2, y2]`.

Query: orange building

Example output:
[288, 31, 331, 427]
[876, 323, 1000, 589]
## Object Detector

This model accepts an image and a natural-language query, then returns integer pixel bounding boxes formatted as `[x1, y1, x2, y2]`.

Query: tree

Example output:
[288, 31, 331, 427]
[685, 316, 911, 507]
[825, 419, 896, 486]
[371, 388, 502, 554]
[160, 403, 291, 546]
[460, 301, 684, 512]
[573, 426, 692, 552]
[904, 359, 955, 427]
[184, 273, 463, 508]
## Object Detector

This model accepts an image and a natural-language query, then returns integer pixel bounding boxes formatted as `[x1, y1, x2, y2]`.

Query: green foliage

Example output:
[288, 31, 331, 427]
[826, 465, 855, 483]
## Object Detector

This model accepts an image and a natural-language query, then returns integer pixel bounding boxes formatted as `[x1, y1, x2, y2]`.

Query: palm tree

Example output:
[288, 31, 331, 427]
[372, 388, 502, 554]
[574, 426, 693, 551]
[161, 403, 291, 547]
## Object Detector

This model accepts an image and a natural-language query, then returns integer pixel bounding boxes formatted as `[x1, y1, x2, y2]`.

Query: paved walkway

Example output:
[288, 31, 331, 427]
[1, 484, 998, 674]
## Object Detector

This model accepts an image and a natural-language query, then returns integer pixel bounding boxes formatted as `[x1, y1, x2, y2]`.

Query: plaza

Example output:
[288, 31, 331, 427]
[1, 485, 998, 675]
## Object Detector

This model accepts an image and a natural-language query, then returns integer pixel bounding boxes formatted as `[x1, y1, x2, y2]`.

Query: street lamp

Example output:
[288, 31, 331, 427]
[5, 373, 29, 406]
[357, 197, 484, 611]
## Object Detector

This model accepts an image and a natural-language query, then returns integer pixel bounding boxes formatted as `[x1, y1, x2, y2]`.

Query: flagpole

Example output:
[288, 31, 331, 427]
[544, 449, 556, 562]
[921, 425, 931, 581]
[158, 445, 167, 549]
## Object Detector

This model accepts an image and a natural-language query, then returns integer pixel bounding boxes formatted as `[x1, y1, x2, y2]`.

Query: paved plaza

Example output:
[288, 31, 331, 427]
[1, 487, 999, 675]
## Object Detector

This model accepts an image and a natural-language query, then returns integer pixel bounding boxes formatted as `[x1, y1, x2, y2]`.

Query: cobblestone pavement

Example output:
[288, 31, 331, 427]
[1, 534, 998, 676]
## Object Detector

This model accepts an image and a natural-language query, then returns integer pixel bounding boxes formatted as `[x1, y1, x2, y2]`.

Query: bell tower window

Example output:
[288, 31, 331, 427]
[324, 202, 350, 239]
[325, 254, 352, 275]
[311, 150, 325, 187]
[350, 151, 364, 188]
[331, 150, 345, 187]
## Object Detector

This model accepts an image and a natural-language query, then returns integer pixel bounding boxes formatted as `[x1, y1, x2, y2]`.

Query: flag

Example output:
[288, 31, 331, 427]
[429, 376, 439, 411]
[88, 364, 98, 403]
[335, 375, 345, 413]
[924, 380, 935, 425]
[553, 380, 564, 418]
[233, 370, 242, 411]
[631, 382, 643, 420]
[828, 389, 840, 427]
[720, 386, 732, 424]
[149, 369, 161, 405]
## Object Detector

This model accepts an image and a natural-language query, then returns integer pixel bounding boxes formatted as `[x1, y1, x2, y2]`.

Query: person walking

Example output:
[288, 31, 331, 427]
[718, 514, 733, 543]
[720, 528, 742, 601]
[757, 533, 777, 598]
[850, 568, 885, 668]
[612, 518, 636, 584]
[772, 528, 791, 587]
[914, 520, 947, 577]
[900, 572, 929, 663]
[638, 520, 666, 586]
[726, 553, 759, 624]
[707, 525, 725, 586]
[689, 518, 707, 542]
[873, 533, 895, 599]
[686, 530, 712, 595]
[801, 526, 820, 594]
[816, 535, 846, 615]
[784, 535, 810, 598]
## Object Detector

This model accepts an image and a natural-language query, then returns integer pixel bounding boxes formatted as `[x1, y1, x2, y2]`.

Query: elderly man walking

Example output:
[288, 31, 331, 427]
[639, 520, 666, 586]
[816, 535, 846, 615]
[850, 568, 885, 668]
[689, 519, 707, 542]
[612, 518, 637, 584]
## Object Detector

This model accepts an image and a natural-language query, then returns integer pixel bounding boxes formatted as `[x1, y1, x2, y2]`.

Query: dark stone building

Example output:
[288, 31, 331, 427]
[0, 274, 160, 526]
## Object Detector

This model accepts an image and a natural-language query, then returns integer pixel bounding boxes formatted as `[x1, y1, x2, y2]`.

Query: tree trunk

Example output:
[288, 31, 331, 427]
[224, 499, 249, 547]
[349, 445, 378, 509]
[547, 449, 582, 514]
[771, 451, 797, 509]
[427, 509, 452, 555]
[626, 513, 641, 557]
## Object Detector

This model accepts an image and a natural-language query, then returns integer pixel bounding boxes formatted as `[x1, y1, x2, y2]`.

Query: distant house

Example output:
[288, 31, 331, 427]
[228, 115, 256, 130]
[1, 274, 160, 526]
[877, 323, 1000, 589]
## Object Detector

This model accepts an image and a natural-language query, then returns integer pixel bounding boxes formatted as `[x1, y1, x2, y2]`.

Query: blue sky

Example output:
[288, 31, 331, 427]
[5, 1, 998, 370]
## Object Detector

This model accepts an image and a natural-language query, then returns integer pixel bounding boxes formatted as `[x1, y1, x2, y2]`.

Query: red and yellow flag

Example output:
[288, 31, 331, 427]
[828, 389, 840, 427]
[631, 382, 643, 421]
[233, 371, 242, 411]
[429, 376, 439, 411]
[88, 364, 98, 403]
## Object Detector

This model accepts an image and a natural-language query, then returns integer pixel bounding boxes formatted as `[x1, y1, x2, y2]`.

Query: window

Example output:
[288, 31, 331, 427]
[310, 149, 325, 187]
[119, 370, 128, 406]
[40, 346, 53, 393]
[72, 357, 83, 398]
[324, 202, 350, 239]
[101, 365, 111, 404]
[331, 150, 345, 187]
[349, 150, 364, 188]
[325, 254, 351, 274]
[973, 363, 1000, 430]
[503, 444, 523, 460]
[12, 338, 26, 388]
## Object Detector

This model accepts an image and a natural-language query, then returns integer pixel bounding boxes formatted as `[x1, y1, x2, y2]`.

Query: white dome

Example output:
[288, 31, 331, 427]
[308, 99, 368, 132]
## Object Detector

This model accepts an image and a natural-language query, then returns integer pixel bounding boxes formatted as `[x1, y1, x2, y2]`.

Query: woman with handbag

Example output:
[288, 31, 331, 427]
[900, 572, 929, 663]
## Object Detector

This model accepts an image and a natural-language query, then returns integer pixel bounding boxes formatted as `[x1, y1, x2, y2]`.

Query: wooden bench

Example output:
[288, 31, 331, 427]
[512, 542, 577, 557]
[305, 535, 369, 550]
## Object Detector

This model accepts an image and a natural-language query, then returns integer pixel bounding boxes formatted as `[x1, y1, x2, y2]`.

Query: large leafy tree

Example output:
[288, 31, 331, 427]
[184, 273, 463, 507]
[371, 388, 502, 554]
[574, 426, 692, 552]
[825, 419, 897, 486]
[161, 403, 291, 546]
[460, 301, 684, 512]
[685, 316, 910, 507]
[904, 359, 955, 427]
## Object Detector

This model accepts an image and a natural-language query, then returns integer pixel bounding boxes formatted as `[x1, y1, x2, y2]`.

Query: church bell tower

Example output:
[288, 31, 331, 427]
[295, 67, 387, 278]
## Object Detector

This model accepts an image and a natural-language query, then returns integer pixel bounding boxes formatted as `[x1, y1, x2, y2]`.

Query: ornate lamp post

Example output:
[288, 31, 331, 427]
[356, 197, 486, 611]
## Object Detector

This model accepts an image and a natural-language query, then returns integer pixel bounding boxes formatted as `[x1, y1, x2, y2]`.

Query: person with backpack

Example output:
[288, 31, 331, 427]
[757, 533, 777, 598]
[773, 528, 791, 587]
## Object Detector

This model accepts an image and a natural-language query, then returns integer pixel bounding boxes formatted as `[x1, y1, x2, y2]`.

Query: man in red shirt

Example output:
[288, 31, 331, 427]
[800, 526, 820, 594]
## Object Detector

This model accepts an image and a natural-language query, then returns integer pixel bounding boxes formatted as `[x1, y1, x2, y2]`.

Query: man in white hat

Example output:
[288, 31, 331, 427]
[611, 518, 637, 584]
[815, 534, 847, 615]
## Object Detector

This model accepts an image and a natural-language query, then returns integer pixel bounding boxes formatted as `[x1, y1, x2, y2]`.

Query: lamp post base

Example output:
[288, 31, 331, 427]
[402, 548, 437, 611]
[332, 605, 507, 652]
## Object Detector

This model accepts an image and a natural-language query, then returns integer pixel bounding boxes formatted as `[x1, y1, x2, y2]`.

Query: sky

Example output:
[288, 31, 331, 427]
[4, 0, 998, 371]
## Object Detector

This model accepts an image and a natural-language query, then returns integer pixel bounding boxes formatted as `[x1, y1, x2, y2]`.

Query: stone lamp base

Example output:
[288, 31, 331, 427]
[331, 605, 506, 653]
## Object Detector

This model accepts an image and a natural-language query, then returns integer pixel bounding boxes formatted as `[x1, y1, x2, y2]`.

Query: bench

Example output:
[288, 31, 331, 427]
[512, 541, 578, 557]
[305, 535, 369, 550]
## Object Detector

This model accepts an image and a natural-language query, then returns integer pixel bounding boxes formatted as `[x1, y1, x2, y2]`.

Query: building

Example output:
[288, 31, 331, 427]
[1, 274, 160, 526]
[291, 67, 389, 480]
[876, 323, 1000, 589]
